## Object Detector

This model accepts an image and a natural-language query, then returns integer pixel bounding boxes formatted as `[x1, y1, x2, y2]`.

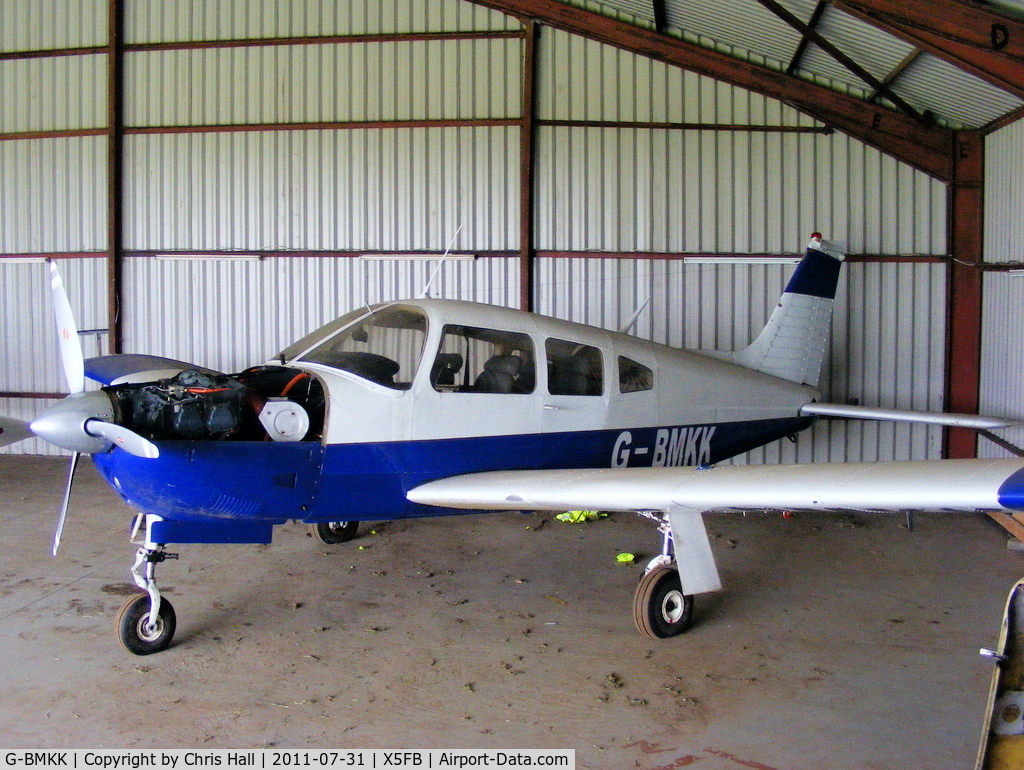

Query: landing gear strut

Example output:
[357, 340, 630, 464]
[116, 516, 178, 655]
[632, 512, 694, 638]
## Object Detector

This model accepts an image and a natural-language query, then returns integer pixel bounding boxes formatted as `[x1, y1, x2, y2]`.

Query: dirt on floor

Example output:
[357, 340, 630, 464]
[1, 455, 1023, 769]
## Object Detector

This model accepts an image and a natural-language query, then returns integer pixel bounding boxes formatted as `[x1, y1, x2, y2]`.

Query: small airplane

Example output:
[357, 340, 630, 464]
[2, 234, 1023, 655]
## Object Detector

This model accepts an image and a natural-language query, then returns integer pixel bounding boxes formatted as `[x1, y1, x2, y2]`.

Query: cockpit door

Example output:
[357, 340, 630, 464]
[541, 337, 609, 434]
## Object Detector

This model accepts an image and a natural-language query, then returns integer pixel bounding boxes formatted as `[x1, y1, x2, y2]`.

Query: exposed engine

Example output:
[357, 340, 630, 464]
[110, 366, 326, 443]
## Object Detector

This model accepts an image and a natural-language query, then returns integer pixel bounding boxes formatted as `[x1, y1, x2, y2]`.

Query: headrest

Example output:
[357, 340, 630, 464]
[484, 355, 522, 377]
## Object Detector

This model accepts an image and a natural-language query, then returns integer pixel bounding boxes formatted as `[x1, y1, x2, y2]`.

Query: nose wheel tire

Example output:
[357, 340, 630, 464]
[309, 520, 359, 544]
[633, 566, 693, 638]
[116, 593, 176, 655]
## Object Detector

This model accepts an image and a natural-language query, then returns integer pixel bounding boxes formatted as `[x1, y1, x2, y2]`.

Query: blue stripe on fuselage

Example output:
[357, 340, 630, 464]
[92, 415, 811, 542]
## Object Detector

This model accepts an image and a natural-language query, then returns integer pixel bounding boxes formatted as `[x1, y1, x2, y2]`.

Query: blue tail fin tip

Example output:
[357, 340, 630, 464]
[783, 233, 844, 300]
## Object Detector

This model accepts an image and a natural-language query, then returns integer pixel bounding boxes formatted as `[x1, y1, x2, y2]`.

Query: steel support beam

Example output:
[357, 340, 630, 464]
[469, 0, 953, 180]
[944, 131, 984, 459]
[107, 0, 125, 354]
[519, 21, 539, 312]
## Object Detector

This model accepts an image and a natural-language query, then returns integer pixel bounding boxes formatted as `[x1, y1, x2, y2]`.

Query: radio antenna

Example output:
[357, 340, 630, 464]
[420, 224, 463, 299]
[619, 297, 651, 334]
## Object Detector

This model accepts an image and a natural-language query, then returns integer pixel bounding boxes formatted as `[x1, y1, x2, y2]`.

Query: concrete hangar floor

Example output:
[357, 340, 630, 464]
[1, 455, 1021, 768]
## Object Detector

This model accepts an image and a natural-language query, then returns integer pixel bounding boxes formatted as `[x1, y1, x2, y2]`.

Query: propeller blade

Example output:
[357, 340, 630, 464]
[52, 451, 80, 556]
[49, 261, 85, 395]
[85, 420, 160, 459]
[0, 417, 32, 448]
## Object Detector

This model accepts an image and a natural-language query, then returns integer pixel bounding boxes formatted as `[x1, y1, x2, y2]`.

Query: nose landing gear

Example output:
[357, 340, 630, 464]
[116, 516, 179, 655]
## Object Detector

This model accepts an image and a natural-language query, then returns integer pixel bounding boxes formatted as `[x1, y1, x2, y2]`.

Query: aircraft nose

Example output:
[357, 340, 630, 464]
[30, 391, 116, 454]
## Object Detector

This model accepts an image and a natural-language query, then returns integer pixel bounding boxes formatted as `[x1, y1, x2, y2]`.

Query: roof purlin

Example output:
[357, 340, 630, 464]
[470, 0, 953, 181]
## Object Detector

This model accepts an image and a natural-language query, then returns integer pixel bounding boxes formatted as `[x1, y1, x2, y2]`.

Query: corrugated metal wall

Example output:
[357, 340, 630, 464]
[534, 29, 947, 255]
[123, 255, 520, 374]
[125, 0, 515, 41]
[979, 121, 1024, 459]
[980, 273, 1024, 458]
[0, 0, 110, 455]
[984, 120, 1024, 264]
[0, 0, 959, 465]
[125, 127, 520, 251]
[0, 258, 109, 455]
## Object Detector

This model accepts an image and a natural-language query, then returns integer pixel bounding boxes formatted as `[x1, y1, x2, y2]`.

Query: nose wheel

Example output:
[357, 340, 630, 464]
[116, 592, 176, 655]
[116, 525, 179, 655]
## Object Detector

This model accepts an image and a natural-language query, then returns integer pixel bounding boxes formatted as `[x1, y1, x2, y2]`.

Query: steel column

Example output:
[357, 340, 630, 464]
[107, 0, 125, 353]
[944, 131, 984, 459]
[519, 21, 538, 312]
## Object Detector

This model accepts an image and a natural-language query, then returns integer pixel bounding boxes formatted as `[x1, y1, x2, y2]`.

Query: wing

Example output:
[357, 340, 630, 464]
[408, 458, 1024, 598]
[407, 458, 1024, 515]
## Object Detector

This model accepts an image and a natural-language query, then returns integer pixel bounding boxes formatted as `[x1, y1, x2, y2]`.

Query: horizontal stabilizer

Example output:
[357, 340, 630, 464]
[85, 354, 221, 386]
[801, 402, 1017, 430]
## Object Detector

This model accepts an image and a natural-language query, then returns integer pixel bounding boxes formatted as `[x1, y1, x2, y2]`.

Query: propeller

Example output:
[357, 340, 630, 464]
[86, 419, 160, 459]
[38, 261, 158, 555]
[0, 263, 160, 554]
[49, 260, 85, 395]
[46, 260, 87, 555]
[52, 451, 80, 556]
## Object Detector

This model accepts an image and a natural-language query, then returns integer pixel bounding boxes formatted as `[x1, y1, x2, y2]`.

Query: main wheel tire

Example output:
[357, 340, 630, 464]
[633, 566, 694, 638]
[116, 593, 176, 655]
[309, 520, 359, 544]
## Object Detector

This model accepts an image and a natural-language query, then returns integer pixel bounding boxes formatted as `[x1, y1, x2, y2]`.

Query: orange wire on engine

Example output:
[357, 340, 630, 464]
[280, 372, 310, 397]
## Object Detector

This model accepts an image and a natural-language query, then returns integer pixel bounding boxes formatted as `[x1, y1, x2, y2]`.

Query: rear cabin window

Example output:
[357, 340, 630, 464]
[546, 339, 603, 396]
[432, 325, 536, 394]
[618, 356, 654, 393]
[298, 305, 427, 390]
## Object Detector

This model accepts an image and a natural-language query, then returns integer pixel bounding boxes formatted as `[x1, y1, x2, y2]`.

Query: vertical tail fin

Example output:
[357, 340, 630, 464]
[729, 234, 844, 387]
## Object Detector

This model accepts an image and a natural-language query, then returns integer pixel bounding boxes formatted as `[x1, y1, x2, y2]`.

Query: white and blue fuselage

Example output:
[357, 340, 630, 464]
[91, 296, 818, 546]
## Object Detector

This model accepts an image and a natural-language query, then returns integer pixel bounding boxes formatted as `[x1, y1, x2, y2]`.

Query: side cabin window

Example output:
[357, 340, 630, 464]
[298, 306, 426, 390]
[618, 356, 653, 393]
[546, 339, 603, 396]
[432, 325, 535, 394]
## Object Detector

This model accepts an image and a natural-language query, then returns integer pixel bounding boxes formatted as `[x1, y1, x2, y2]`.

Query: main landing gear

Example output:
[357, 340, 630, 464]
[116, 515, 178, 655]
[309, 520, 359, 544]
[632, 512, 694, 638]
